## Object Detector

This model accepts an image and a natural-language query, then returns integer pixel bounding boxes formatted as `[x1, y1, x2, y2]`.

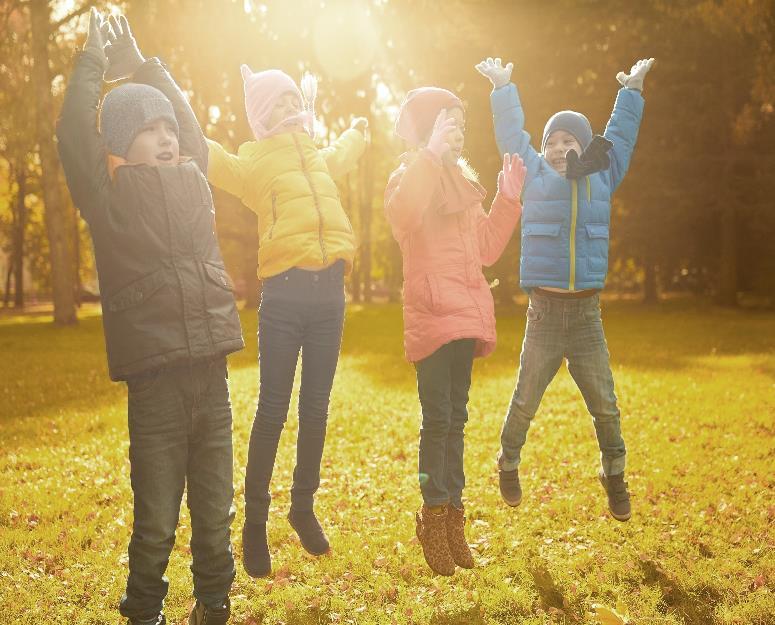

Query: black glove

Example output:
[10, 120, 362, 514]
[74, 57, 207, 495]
[104, 15, 146, 82]
[565, 135, 614, 179]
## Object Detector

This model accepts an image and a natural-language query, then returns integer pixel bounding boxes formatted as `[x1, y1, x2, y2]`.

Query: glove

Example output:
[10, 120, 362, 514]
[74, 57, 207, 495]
[497, 153, 527, 201]
[103, 14, 146, 82]
[426, 109, 456, 160]
[474, 57, 513, 89]
[565, 135, 614, 179]
[616, 58, 655, 92]
[84, 7, 112, 63]
[350, 117, 368, 134]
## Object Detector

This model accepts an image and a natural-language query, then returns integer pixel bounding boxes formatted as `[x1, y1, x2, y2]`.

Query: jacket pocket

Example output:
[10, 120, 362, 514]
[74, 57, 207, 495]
[585, 223, 609, 239]
[427, 272, 473, 316]
[523, 222, 562, 237]
[107, 270, 167, 313]
[203, 261, 235, 291]
[585, 223, 609, 275]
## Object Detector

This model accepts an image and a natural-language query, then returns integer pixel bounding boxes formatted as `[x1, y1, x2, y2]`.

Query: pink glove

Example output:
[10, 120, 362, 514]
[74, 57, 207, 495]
[497, 153, 527, 201]
[426, 109, 456, 160]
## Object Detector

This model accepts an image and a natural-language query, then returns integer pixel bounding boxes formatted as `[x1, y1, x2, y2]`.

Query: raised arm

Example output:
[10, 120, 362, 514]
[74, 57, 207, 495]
[103, 14, 208, 171]
[475, 57, 542, 181]
[55, 9, 111, 223]
[319, 120, 367, 180]
[205, 138, 246, 200]
[477, 153, 525, 266]
[603, 58, 653, 191]
[384, 150, 441, 238]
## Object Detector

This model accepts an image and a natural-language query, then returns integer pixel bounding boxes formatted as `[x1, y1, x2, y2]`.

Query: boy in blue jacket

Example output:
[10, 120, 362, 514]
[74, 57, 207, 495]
[475, 56, 655, 521]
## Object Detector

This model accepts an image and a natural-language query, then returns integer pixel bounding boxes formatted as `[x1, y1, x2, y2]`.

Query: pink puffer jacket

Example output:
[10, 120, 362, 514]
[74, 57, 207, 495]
[385, 149, 522, 363]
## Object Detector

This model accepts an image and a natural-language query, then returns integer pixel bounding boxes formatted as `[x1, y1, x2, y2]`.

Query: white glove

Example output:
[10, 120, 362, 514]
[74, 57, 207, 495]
[616, 58, 655, 92]
[474, 57, 513, 89]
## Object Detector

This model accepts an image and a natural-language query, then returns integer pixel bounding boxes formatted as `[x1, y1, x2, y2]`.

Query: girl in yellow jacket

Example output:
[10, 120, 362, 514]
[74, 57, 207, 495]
[206, 65, 366, 578]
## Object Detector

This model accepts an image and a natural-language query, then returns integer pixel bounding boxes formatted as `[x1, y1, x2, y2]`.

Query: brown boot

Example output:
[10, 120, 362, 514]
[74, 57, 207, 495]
[445, 504, 475, 569]
[415, 505, 455, 576]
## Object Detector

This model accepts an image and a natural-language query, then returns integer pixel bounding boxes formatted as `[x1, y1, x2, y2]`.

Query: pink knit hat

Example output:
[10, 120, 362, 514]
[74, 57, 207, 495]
[395, 87, 463, 147]
[241, 64, 312, 140]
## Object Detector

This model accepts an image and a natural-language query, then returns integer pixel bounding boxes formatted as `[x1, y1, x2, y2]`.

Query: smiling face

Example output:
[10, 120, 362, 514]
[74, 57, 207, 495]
[267, 91, 303, 132]
[125, 118, 179, 167]
[543, 130, 582, 175]
[440, 106, 465, 166]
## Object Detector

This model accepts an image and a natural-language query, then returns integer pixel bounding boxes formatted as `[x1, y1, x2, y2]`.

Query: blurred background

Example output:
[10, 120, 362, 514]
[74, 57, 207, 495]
[1, 0, 773, 325]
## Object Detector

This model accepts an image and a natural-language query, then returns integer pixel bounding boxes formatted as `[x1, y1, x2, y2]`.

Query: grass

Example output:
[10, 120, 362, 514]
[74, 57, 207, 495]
[1, 299, 773, 624]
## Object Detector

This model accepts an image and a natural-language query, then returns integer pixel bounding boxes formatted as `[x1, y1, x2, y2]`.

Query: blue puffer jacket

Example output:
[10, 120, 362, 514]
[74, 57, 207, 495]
[491, 83, 644, 290]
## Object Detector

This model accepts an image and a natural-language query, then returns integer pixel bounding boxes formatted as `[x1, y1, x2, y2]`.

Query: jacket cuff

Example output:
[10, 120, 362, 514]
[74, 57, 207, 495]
[490, 82, 519, 116]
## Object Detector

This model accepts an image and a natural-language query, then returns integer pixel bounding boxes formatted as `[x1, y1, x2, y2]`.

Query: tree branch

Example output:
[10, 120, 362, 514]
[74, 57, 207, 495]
[50, 0, 95, 32]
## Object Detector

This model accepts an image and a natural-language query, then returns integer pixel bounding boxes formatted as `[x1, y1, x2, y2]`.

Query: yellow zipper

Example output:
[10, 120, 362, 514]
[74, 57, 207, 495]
[292, 134, 328, 263]
[569, 179, 578, 290]
[268, 191, 277, 239]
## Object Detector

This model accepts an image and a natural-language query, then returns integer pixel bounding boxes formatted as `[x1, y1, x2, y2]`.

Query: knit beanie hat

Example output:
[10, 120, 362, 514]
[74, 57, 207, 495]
[241, 65, 313, 140]
[99, 83, 179, 158]
[541, 110, 593, 153]
[395, 87, 463, 147]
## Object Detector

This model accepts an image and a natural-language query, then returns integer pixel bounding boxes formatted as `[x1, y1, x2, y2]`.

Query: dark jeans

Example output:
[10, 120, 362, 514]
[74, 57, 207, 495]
[119, 358, 235, 620]
[244, 261, 346, 524]
[415, 339, 476, 508]
[500, 291, 626, 476]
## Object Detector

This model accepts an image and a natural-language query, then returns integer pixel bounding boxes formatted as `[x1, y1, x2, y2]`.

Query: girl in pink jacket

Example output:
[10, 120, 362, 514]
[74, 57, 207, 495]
[384, 87, 526, 575]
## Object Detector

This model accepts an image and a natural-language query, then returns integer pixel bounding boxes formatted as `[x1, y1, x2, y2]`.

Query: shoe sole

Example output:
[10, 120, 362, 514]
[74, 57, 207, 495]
[288, 517, 331, 556]
[598, 473, 631, 522]
[502, 493, 522, 507]
[243, 562, 271, 578]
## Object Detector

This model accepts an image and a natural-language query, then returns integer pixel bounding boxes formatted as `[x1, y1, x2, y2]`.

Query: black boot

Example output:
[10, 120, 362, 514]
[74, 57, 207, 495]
[242, 522, 271, 578]
[599, 469, 631, 521]
[128, 615, 165, 625]
[288, 508, 330, 556]
[189, 598, 230, 625]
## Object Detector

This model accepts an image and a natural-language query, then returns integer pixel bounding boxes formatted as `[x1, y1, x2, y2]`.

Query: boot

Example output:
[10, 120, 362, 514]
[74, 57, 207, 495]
[598, 469, 631, 521]
[415, 505, 455, 576]
[242, 522, 271, 578]
[189, 598, 229, 625]
[445, 504, 474, 569]
[288, 508, 330, 556]
[128, 615, 165, 625]
[498, 461, 522, 507]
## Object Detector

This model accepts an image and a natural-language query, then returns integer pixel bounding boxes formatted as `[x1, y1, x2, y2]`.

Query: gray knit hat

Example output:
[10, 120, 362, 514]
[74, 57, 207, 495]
[99, 83, 179, 158]
[541, 110, 593, 153]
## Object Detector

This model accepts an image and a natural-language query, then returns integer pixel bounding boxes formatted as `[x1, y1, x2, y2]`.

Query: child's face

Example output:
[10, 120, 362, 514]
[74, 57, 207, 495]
[441, 106, 465, 166]
[267, 91, 303, 132]
[543, 130, 582, 175]
[125, 118, 179, 167]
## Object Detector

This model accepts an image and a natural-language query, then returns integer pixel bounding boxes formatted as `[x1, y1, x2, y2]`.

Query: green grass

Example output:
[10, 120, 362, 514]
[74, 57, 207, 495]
[1, 300, 773, 624]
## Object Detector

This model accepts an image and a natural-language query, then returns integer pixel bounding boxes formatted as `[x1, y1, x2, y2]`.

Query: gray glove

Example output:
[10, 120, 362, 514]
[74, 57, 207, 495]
[474, 57, 513, 89]
[84, 7, 112, 62]
[103, 14, 146, 82]
[616, 58, 655, 92]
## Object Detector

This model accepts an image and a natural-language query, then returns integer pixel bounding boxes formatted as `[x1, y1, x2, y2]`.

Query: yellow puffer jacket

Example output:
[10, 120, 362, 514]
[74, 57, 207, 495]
[206, 128, 366, 278]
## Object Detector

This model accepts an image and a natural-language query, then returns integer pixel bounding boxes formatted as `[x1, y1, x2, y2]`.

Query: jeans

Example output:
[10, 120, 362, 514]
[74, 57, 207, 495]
[119, 358, 235, 620]
[244, 261, 346, 524]
[500, 292, 626, 476]
[415, 339, 476, 508]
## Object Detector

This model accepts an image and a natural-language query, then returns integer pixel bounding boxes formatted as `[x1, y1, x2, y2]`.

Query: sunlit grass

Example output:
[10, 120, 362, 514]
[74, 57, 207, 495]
[1, 300, 773, 624]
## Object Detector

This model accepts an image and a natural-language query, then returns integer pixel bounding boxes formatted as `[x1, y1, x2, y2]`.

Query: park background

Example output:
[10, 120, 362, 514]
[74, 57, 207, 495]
[1, 1, 773, 624]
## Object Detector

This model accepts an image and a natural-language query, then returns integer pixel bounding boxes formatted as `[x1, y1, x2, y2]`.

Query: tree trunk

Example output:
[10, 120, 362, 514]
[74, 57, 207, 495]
[642, 248, 658, 305]
[359, 145, 373, 303]
[13, 167, 26, 308]
[29, 0, 78, 324]
[716, 202, 738, 306]
[4, 257, 13, 308]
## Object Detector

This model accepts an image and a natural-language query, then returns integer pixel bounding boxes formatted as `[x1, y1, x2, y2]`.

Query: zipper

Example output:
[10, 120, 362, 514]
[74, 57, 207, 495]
[569, 179, 578, 290]
[292, 134, 327, 263]
[268, 191, 277, 239]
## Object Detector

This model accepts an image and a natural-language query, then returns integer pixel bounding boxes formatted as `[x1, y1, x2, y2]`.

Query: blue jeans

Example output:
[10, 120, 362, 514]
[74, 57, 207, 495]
[500, 292, 626, 476]
[119, 358, 235, 620]
[244, 261, 346, 524]
[415, 339, 475, 507]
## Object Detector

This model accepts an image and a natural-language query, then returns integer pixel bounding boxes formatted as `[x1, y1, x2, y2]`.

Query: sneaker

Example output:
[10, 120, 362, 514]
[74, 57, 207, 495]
[189, 598, 230, 625]
[598, 469, 631, 521]
[445, 504, 474, 569]
[128, 615, 165, 625]
[498, 464, 522, 507]
[288, 508, 330, 556]
[242, 522, 271, 578]
[415, 505, 455, 576]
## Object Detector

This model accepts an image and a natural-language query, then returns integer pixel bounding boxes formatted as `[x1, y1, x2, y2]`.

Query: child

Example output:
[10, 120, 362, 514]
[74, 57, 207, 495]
[56, 11, 243, 625]
[475, 56, 655, 521]
[204, 64, 367, 577]
[385, 87, 526, 575]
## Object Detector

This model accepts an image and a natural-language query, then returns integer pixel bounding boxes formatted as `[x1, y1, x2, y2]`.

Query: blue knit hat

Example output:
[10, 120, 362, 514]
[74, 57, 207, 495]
[541, 110, 593, 153]
[99, 83, 179, 158]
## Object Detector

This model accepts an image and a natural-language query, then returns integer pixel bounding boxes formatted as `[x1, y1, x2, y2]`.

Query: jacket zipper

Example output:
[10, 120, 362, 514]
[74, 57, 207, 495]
[569, 179, 578, 290]
[292, 134, 328, 264]
[268, 191, 277, 239]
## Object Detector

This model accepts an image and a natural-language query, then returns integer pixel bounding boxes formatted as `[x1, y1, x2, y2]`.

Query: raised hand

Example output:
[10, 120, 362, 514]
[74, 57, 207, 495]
[103, 14, 146, 82]
[474, 57, 514, 89]
[497, 153, 527, 201]
[616, 58, 655, 92]
[84, 7, 112, 61]
[350, 117, 369, 134]
[426, 109, 456, 159]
